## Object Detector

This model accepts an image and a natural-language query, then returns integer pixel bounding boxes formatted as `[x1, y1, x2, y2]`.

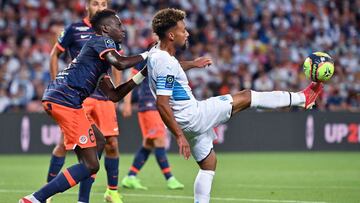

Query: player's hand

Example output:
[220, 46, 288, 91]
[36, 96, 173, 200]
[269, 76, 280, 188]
[122, 102, 132, 117]
[98, 75, 114, 94]
[193, 56, 212, 68]
[176, 134, 191, 160]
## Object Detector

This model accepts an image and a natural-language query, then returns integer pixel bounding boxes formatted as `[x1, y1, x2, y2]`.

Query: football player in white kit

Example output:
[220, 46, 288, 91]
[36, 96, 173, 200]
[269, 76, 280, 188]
[147, 8, 323, 203]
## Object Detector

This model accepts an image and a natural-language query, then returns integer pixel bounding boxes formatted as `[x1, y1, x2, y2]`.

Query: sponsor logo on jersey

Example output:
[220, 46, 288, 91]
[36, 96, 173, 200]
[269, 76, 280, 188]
[75, 26, 90, 31]
[80, 34, 90, 39]
[79, 135, 88, 144]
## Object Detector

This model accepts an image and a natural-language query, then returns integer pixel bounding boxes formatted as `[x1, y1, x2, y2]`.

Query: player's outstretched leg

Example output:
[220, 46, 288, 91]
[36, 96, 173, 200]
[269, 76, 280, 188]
[45, 135, 66, 203]
[231, 82, 323, 114]
[194, 150, 217, 203]
[121, 147, 151, 190]
[19, 147, 99, 203]
[103, 136, 123, 203]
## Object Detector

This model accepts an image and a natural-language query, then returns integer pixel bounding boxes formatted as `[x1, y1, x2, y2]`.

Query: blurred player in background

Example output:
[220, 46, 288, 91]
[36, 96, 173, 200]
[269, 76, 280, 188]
[148, 8, 323, 203]
[47, 1, 122, 202]
[19, 10, 149, 203]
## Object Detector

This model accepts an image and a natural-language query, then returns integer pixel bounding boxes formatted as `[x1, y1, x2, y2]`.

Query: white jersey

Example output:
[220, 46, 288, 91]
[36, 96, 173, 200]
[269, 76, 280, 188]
[147, 47, 233, 161]
[147, 48, 197, 129]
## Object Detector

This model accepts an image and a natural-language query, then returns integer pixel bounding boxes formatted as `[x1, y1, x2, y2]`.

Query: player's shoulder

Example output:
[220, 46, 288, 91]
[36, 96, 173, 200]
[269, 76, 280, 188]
[94, 36, 116, 47]
[69, 21, 92, 32]
[149, 49, 173, 65]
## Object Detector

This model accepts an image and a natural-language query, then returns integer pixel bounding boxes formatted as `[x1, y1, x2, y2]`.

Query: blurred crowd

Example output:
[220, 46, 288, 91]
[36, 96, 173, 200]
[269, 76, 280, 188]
[0, 0, 359, 113]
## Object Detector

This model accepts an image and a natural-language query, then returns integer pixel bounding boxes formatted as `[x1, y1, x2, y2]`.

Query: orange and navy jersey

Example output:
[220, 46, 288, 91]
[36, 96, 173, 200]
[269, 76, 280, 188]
[56, 18, 115, 100]
[132, 61, 157, 112]
[43, 35, 120, 108]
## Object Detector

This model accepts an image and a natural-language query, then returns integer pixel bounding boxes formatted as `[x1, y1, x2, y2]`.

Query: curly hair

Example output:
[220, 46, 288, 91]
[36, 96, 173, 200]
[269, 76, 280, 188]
[152, 8, 186, 39]
[90, 9, 116, 33]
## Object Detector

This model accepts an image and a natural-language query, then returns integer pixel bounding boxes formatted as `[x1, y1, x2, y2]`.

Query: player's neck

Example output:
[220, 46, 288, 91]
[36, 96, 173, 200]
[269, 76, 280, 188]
[159, 41, 176, 56]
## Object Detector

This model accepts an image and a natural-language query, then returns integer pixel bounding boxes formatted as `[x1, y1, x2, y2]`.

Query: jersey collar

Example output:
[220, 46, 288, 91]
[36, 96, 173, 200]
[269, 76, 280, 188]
[83, 17, 92, 27]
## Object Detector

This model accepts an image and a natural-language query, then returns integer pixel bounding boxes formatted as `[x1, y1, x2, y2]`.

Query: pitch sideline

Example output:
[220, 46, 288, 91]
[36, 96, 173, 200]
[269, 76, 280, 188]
[0, 189, 328, 203]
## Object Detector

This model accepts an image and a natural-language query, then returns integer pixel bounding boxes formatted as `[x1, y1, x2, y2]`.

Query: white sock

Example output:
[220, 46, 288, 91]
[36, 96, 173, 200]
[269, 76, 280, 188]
[250, 90, 305, 109]
[194, 169, 215, 203]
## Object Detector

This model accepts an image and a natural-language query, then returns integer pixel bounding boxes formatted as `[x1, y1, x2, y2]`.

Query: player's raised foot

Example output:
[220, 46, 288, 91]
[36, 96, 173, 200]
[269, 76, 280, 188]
[121, 176, 148, 190]
[301, 82, 323, 109]
[103, 188, 123, 203]
[19, 194, 41, 203]
[167, 176, 184, 190]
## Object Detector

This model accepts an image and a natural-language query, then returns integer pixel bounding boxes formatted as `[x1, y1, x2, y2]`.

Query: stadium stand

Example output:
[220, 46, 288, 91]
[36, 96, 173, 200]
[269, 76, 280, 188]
[0, 0, 359, 113]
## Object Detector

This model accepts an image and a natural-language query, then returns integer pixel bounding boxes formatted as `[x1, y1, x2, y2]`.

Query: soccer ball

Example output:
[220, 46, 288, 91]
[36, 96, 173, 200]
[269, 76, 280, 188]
[303, 52, 334, 82]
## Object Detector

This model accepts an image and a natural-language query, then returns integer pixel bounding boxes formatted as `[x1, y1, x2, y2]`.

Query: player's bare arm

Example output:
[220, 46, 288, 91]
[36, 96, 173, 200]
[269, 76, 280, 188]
[99, 66, 147, 102]
[104, 50, 147, 71]
[49, 44, 63, 80]
[122, 71, 135, 117]
[111, 66, 122, 86]
[180, 56, 212, 71]
[156, 95, 191, 160]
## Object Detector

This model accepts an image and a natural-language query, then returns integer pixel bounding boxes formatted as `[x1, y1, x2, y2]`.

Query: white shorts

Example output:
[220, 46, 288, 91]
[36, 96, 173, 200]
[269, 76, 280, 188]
[180, 94, 233, 161]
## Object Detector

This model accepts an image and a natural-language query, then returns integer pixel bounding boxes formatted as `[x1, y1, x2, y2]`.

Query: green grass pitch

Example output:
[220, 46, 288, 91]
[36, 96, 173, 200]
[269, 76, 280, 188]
[0, 152, 359, 203]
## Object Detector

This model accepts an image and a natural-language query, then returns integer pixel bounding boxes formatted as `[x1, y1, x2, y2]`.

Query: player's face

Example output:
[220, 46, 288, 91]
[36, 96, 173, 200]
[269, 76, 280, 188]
[172, 20, 189, 51]
[87, 0, 108, 19]
[106, 16, 126, 43]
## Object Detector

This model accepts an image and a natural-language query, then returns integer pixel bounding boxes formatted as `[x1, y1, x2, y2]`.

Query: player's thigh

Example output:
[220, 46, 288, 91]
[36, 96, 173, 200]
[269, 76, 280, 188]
[185, 128, 217, 163]
[195, 95, 233, 133]
[83, 97, 119, 136]
[87, 99, 119, 136]
[43, 101, 97, 151]
[83, 97, 97, 125]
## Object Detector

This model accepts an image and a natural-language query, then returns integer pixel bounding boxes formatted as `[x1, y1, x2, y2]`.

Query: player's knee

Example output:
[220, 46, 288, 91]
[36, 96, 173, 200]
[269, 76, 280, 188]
[231, 89, 251, 113]
[153, 137, 166, 147]
[105, 137, 119, 155]
[86, 161, 100, 174]
[239, 89, 251, 102]
[143, 138, 155, 149]
[53, 143, 67, 156]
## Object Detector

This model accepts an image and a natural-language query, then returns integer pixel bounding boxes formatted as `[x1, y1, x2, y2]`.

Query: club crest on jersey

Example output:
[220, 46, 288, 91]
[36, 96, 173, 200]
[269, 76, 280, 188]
[104, 39, 116, 48]
[79, 135, 88, 144]
[165, 75, 175, 88]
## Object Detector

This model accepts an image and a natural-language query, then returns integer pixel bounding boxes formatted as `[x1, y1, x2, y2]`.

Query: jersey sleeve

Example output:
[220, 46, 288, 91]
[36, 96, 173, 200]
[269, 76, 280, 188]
[91, 37, 117, 60]
[57, 25, 73, 52]
[151, 55, 178, 96]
